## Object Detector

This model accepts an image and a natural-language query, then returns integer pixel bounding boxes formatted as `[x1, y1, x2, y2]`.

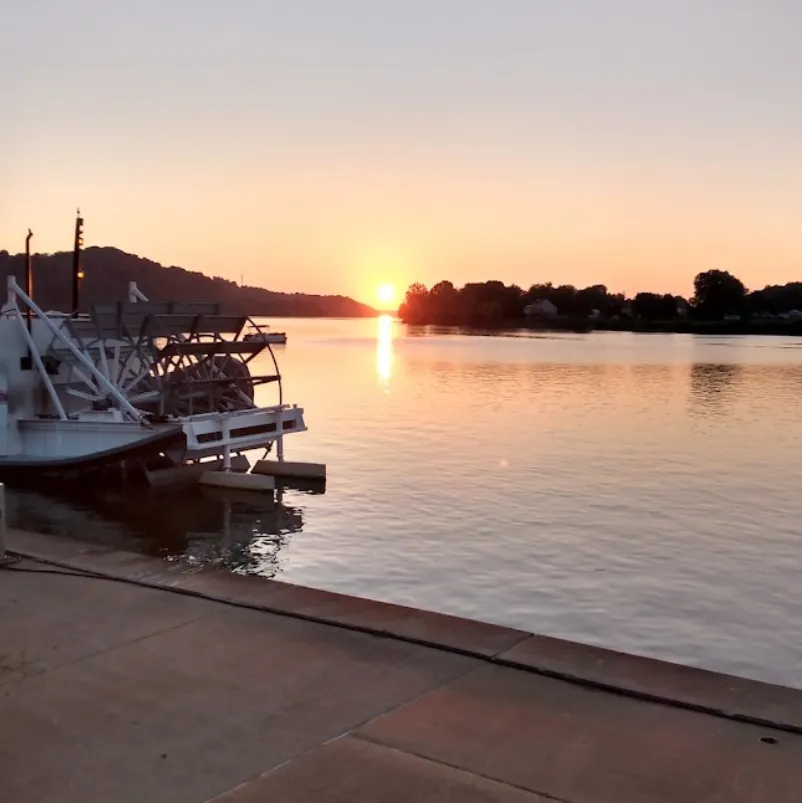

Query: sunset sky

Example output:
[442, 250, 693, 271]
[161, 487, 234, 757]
[3, 1, 802, 305]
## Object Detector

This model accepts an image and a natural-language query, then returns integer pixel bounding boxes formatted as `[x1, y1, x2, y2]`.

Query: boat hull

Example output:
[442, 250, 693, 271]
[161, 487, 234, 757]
[0, 405, 306, 484]
[0, 426, 184, 483]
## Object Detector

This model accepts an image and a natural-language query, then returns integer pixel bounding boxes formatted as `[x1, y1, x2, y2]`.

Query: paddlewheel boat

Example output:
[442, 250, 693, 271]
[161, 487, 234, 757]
[0, 218, 305, 483]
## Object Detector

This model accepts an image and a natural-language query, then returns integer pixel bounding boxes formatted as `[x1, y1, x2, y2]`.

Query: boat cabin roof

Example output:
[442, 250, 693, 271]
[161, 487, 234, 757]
[87, 302, 247, 339]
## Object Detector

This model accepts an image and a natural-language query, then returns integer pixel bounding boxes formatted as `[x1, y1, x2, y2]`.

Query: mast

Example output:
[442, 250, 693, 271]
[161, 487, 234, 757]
[25, 229, 33, 331]
[71, 209, 84, 313]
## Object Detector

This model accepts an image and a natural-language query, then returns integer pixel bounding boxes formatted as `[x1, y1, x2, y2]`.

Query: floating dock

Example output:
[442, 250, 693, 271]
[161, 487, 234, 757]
[252, 458, 327, 481]
[1, 528, 800, 803]
[198, 470, 275, 492]
[146, 454, 251, 488]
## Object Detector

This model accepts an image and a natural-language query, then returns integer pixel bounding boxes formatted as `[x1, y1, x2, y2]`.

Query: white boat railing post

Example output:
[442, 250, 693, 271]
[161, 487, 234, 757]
[9, 278, 145, 424]
[0, 482, 7, 561]
[222, 417, 231, 472]
[128, 281, 148, 303]
[14, 308, 68, 420]
[276, 414, 284, 463]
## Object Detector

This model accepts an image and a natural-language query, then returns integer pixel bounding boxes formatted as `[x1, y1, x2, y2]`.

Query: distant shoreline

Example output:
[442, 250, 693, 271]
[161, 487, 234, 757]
[0, 246, 377, 319]
[401, 316, 802, 338]
[397, 272, 802, 339]
[593, 319, 802, 337]
[252, 313, 384, 320]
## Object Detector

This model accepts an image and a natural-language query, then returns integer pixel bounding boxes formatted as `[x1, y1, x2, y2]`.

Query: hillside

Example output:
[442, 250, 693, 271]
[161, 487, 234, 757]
[0, 246, 376, 317]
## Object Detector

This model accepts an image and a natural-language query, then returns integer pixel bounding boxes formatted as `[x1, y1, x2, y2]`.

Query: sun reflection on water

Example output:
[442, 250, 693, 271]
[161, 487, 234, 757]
[376, 314, 394, 389]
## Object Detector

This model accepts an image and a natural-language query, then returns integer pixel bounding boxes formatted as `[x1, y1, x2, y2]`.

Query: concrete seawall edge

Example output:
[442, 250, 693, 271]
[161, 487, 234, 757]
[7, 526, 802, 735]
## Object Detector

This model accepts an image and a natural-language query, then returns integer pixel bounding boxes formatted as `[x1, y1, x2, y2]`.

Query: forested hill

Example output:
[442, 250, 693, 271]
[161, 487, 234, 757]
[0, 246, 376, 317]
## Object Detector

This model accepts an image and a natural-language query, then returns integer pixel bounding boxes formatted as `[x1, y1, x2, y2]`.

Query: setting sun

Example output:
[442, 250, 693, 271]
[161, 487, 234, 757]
[376, 283, 398, 308]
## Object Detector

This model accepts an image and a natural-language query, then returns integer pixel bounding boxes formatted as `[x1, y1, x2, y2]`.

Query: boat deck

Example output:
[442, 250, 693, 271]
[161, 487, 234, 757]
[2, 529, 801, 803]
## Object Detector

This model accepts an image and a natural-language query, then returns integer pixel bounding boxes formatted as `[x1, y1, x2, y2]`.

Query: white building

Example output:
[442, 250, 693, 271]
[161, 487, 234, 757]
[523, 299, 558, 318]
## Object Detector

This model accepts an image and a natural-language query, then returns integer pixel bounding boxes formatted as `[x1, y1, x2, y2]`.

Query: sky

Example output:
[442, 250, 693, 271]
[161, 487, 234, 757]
[2, 1, 802, 305]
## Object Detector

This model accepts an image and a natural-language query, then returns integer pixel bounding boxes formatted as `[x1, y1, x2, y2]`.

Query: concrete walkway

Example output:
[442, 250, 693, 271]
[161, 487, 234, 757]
[2, 529, 801, 802]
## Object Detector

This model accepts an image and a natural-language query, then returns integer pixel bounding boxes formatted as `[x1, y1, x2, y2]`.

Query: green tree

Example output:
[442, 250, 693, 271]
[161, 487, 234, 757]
[632, 292, 678, 320]
[692, 270, 746, 319]
[398, 282, 430, 324]
[428, 280, 460, 324]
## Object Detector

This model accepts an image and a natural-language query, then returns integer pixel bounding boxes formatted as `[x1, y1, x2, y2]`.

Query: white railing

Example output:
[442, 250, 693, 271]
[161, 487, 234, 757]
[7, 276, 146, 425]
[181, 406, 306, 462]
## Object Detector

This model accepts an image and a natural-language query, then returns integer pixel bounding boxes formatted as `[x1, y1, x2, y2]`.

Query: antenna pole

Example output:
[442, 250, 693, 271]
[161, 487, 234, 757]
[25, 229, 33, 331]
[72, 209, 84, 314]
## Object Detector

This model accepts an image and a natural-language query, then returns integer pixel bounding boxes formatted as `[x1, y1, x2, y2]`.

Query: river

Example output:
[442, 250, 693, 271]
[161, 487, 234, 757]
[9, 317, 802, 688]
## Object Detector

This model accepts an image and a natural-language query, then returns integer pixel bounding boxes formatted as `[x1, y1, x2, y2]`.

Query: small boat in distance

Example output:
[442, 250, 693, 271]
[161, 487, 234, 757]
[243, 326, 287, 345]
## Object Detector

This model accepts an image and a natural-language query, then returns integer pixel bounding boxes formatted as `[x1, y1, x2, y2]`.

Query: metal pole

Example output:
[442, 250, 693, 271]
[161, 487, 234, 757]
[72, 211, 83, 314]
[128, 281, 148, 303]
[0, 482, 7, 560]
[9, 277, 145, 423]
[222, 417, 231, 472]
[276, 414, 284, 463]
[25, 229, 33, 332]
[14, 309, 68, 419]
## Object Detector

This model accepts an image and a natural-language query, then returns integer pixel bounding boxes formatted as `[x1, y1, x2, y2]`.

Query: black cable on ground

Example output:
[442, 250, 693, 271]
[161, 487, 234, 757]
[3, 566, 92, 577]
[3, 565, 140, 580]
[2, 549, 799, 739]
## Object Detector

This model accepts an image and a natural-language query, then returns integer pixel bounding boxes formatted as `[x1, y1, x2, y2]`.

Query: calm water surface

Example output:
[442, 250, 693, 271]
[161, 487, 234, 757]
[10, 319, 802, 688]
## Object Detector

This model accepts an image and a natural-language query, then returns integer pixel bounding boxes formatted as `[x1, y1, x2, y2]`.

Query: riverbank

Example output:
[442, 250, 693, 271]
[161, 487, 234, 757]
[406, 317, 802, 336]
[596, 318, 802, 336]
[2, 528, 800, 802]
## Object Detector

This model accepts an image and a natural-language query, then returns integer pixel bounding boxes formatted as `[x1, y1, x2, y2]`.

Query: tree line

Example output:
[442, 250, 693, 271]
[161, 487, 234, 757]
[398, 270, 802, 328]
[0, 247, 375, 318]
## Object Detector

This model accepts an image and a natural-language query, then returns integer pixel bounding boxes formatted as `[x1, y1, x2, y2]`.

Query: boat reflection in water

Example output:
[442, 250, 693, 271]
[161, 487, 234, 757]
[7, 482, 313, 577]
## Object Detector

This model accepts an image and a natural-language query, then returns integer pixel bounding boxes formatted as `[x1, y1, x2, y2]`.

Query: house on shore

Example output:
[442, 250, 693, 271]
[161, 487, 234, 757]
[523, 299, 558, 318]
